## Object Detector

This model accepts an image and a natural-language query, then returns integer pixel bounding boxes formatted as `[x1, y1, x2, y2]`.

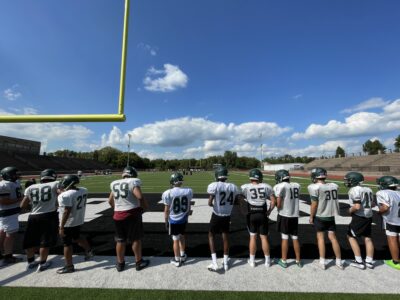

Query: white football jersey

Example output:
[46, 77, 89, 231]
[207, 181, 239, 216]
[110, 178, 142, 212]
[0, 180, 22, 211]
[308, 182, 339, 218]
[274, 181, 301, 218]
[58, 187, 88, 227]
[241, 182, 273, 207]
[162, 187, 193, 224]
[377, 189, 400, 226]
[24, 181, 59, 215]
[348, 185, 374, 218]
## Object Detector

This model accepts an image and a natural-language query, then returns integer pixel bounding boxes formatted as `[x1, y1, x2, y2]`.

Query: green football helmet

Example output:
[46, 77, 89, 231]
[275, 169, 290, 183]
[60, 174, 80, 190]
[122, 166, 138, 178]
[170, 172, 184, 185]
[40, 169, 57, 182]
[0, 166, 20, 182]
[249, 168, 263, 182]
[215, 166, 228, 180]
[311, 167, 327, 183]
[376, 176, 399, 190]
[343, 172, 364, 188]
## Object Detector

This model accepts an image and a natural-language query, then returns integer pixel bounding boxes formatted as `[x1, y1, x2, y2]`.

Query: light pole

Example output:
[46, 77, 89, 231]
[127, 133, 131, 167]
[259, 133, 263, 170]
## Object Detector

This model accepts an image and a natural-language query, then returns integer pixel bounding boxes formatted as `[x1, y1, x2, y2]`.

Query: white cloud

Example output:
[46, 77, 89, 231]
[137, 43, 157, 56]
[143, 64, 188, 92]
[341, 97, 389, 114]
[3, 85, 22, 101]
[0, 108, 94, 153]
[292, 99, 400, 140]
[292, 94, 302, 100]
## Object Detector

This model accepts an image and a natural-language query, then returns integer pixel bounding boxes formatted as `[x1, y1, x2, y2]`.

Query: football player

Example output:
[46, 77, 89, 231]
[376, 176, 400, 270]
[162, 172, 193, 267]
[0, 166, 23, 266]
[57, 175, 93, 274]
[109, 166, 149, 272]
[344, 172, 375, 269]
[241, 169, 275, 268]
[20, 169, 60, 272]
[207, 166, 240, 272]
[274, 169, 302, 268]
[308, 168, 344, 270]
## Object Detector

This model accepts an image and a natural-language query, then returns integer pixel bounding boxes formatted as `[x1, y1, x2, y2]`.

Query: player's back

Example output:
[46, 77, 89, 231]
[110, 178, 141, 211]
[208, 181, 238, 216]
[377, 189, 400, 225]
[348, 185, 374, 218]
[0, 180, 22, 210]
[308, 182, 339, 218]
[274, 181, 300, 217]
[163, 187, 193, 224]
[58, 187, 88, 227]
[24, 181, 59, 215]
[241, 182, 273, 207]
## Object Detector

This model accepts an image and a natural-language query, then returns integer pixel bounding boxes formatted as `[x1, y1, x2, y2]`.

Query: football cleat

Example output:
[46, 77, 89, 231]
[207, 262, 219, 272]
[180, 254, 187, 263]
[36, 261, 52, 273]
[277, 259, 287, 268]
[56, 265, 75, 274]
[247, 259, 255, 268]
[26, 261, 39, 270]
[136, 259, 150, 271]
[296, 260, 303, 268]
[350, 260, 365, 270]
[336, 261, 345, 270]
[384, 260, 400, 270]
[170, 259, 181, 267]
[365, 261, 375, 269]
[315, 261, 326, 270]
[84, 249, 95, 261]
[116, 261, 125, 272]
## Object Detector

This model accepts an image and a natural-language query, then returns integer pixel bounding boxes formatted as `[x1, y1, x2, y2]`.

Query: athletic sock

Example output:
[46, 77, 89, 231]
[180, 251, 185, 257]
[354, 256, 363, 263]
[365, 256, 373, 263]
[265, 255, 270, 265]
[175, 256, 180, 262]
[319, 257, 325, 265]
[336, 258, 342, 265]
[223, 254, 229, 264]
[211, 253, 217, 264]
[249, 255, 255, 263]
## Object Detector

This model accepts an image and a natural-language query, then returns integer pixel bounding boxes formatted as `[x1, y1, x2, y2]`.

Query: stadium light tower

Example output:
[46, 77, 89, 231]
[127, 133, 131, 167]
[259, 132, 263, 170]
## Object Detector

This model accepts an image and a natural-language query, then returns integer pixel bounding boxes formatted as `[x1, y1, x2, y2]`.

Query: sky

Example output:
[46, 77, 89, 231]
[1, 0, 400, 160]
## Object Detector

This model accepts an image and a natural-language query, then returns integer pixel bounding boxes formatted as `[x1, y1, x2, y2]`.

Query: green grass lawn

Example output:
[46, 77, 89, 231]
[0, 287, 398, 300]
[76, 171, 378, 194]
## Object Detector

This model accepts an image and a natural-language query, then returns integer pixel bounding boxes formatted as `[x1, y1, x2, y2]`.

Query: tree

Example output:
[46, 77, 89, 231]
[394, 135, 400, 153]
[362, 139, 386, 155]
[335, 146, 346, 158]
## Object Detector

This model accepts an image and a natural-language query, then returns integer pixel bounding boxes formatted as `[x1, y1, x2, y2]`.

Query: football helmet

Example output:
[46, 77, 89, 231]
[215, 166, 228, 180]
[275, 169, 290, 183]
[60, 174, 80, 190]
[122, 166, 138, 178]
[40, 169, 57, 182]
[343, 172, 364, 188]
[170, 172, 184, 185]
[311, 168, 327, 183]
[0, 166, 20, 182]
[376, 176, 399, 190]
[249, 168, 263, 182]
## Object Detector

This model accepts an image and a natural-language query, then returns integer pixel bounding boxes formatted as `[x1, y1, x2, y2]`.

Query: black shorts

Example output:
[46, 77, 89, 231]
[277, 215, 298, 236]
[348, 215, 372, 238]
[114, 214, 144, 243]
[314, 217, 336, 232]
[169, 222, 187, 236]
[209, 213, 231, 234]
[23, 211, 58, 249]
[63, 225, 81, 246]
[247, 212, 269, 235]
[385, 223, 400, 234]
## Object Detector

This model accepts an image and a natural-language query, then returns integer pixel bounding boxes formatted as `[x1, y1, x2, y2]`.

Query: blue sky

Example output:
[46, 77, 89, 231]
[1, 0, 400, 159]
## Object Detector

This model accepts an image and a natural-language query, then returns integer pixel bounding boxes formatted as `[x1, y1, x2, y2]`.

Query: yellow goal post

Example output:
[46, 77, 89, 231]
[0, 0, 130, 123]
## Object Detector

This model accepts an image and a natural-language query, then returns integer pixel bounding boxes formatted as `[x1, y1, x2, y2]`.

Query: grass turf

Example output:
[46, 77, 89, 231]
[71, 171, 378, 194]
[0, 287, 398, 300]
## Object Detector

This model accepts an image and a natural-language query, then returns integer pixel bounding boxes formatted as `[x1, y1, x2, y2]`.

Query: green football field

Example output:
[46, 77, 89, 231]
[77, 171, 379, 194]
[0, 287, 398, 300]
